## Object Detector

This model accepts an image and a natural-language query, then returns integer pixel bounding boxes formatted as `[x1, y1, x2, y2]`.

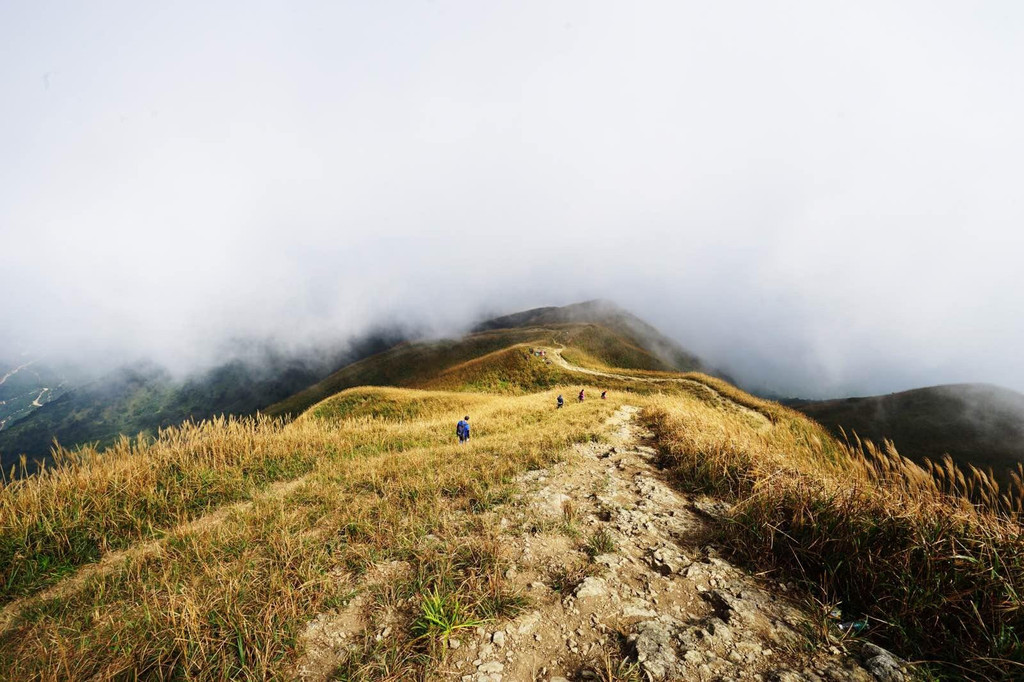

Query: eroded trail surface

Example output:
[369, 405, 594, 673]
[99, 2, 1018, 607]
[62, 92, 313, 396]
[299, 406, 904, 682]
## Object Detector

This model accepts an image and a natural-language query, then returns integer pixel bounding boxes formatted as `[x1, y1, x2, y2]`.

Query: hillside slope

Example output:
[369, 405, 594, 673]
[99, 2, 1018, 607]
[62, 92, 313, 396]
[0, 358, 79, 433]
[1, 305, 1022, 678]
[789, 383, 1024, 474]
[266, 304, 703, 418]
[0, 356, 901, 680]
[0, 332, 403, 471]
[474, 299, 704, 372]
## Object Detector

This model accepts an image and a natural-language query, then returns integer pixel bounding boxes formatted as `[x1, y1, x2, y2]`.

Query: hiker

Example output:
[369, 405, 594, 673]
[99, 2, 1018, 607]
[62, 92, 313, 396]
[456, 415, 470, 445]
[601, 390, 607, 400]
[557, 394, 564, 409]
[578, 389, 585, 403]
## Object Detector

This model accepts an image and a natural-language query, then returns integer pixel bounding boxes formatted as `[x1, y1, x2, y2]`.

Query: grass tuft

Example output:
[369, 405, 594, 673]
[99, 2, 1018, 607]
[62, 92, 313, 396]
[411, 587, 488, 642]
[585, 528, 617, 558]
[550, 560, 599, 595]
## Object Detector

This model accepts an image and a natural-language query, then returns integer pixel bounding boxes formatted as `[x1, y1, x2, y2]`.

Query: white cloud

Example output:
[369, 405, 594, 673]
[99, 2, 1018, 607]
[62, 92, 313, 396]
[2, 1, 1022, 396]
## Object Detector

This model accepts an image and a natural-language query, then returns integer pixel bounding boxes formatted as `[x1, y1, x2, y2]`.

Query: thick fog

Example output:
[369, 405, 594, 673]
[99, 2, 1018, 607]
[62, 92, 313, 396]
[2, 1, 1022, 397]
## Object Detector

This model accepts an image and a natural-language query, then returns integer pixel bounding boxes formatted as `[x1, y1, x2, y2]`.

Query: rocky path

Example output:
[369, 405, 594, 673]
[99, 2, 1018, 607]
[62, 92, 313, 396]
[298, 405, 907, 681]
[439, 406, 904, 682]
[546, 349, 772, 430]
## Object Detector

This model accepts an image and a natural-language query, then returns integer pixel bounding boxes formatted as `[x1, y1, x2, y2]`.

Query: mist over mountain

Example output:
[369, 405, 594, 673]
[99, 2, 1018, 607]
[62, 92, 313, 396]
[789, 383, 1024, 477]
[2, 1, 1023, 399]
[3, 4, 1024, 676]
[0, 328, 408, 471]
[472, 300, 705, 374]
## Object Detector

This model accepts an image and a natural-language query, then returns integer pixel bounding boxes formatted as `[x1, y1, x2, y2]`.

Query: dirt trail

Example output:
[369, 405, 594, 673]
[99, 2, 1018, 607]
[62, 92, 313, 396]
[0, 362, 34, 387]
[546, 347, 772, 430]
[298, 406, 906, 681]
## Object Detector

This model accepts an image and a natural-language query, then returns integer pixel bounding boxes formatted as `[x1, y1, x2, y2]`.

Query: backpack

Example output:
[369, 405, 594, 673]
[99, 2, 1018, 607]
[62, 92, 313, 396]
[456, 420, 466, 437]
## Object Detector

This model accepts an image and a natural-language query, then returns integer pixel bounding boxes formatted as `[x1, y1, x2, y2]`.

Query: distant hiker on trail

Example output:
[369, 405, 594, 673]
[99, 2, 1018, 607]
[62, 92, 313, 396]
[456, 416, 470, 445]
[578, 389, 585, 403]
[601, 390, 607, 400]
[557, 394, 564, 409]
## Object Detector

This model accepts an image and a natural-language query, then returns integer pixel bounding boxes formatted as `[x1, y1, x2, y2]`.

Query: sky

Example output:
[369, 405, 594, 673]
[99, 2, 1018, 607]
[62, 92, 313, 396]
[1, 1, 1022, 398]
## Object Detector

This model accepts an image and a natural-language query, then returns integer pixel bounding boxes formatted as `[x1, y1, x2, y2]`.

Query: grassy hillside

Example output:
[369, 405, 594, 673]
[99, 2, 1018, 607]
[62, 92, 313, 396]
[474, 299, 704, 372]
[266, 320, 683, 418]
[2, 306, 1023, 678]
[789, 383, 1024, 476]
[2, 346, 1022, 678]
[642, 392, 1024, 678]
[0, 303, 702, 466]
[0, 386, 619, 678]
[0, 359, 78, 432]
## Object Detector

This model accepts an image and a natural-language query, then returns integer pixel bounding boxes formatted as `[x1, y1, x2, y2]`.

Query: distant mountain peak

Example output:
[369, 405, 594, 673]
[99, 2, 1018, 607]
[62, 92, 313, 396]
[473, 301, 703, 373]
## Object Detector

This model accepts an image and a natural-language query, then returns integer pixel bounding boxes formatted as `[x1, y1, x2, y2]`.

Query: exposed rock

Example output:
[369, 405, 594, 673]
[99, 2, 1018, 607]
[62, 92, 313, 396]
[621, 599, 658, 619]
[628, 620, 679, 680]
[545, 492, 571, 515]
[862, 643, 906, 682]
[478, 660, 504, 674]
[491, 630, 506, 647]
[516, 611, 541, 635]
[706, 616, 733, 642]
[574, 576, 607, 600]
[650, 546, 689, 575]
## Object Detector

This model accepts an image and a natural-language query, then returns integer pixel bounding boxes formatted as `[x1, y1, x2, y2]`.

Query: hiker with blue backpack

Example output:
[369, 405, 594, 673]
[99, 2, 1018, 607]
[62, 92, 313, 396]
[456, 415, 470, 445]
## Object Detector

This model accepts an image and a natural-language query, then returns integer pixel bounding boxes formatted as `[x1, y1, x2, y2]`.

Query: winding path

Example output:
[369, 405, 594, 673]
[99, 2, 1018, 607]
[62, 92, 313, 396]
[543, 346, 772, 428]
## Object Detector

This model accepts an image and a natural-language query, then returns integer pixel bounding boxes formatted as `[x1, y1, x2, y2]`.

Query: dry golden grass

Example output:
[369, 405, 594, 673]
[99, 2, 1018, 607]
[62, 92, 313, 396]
[3, 343, 1023, 679]
[640, 393, 1024, 677]
[0, 386, 618, 679]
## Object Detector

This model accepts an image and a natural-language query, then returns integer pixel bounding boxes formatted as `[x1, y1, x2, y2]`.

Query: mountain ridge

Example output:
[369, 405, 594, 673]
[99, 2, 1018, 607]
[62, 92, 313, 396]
[472, 299, 704, 373]
[788, 381, 1024, 476]
[265, 301, 708, 419]
[0, 302, 1021, 678]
